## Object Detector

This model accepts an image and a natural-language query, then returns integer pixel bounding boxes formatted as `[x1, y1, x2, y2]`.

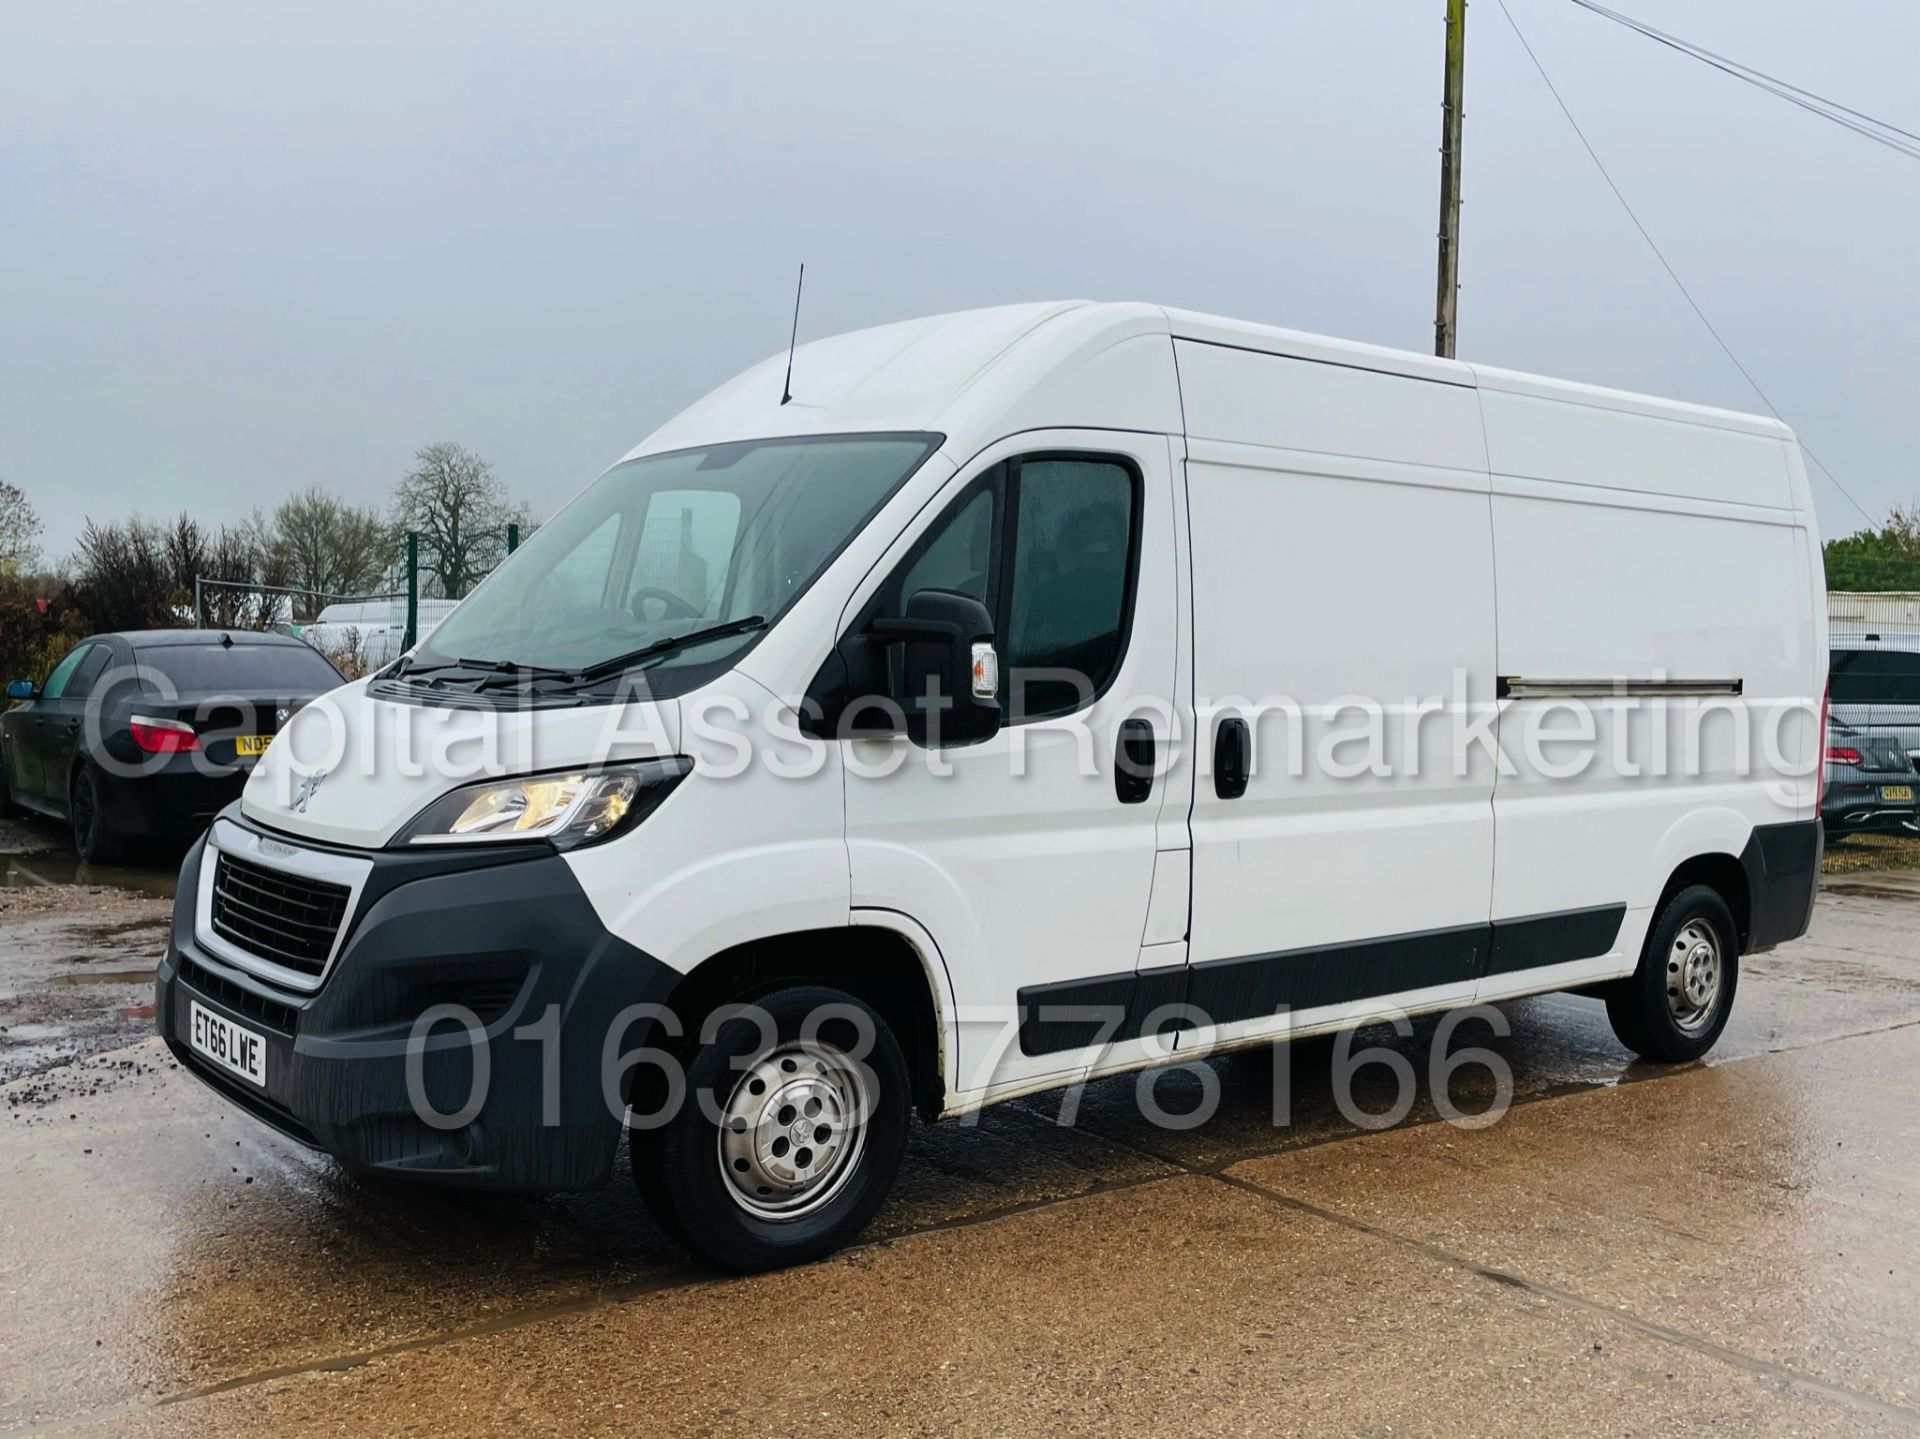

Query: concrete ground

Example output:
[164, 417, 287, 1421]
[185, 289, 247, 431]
[3, 820, 1919, 1436]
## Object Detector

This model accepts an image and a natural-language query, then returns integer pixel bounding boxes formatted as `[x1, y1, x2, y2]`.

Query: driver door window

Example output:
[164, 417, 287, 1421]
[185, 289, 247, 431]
[872, 454, 1139, 722]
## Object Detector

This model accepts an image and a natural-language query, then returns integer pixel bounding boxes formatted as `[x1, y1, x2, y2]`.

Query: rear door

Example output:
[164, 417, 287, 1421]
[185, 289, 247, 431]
[842, 431, 1186, 1096]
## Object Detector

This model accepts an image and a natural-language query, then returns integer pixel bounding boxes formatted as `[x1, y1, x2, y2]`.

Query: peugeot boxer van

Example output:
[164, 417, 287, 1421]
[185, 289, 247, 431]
[157, 302, 1825, 1270]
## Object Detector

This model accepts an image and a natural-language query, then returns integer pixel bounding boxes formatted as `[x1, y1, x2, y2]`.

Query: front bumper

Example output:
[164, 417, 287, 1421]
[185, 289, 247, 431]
[156, 813, 678, 1192]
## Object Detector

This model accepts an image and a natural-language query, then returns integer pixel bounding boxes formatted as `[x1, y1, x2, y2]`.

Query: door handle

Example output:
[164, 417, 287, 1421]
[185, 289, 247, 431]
[1214, 716, 1250, 799]
[1115, 717, 1156, 805]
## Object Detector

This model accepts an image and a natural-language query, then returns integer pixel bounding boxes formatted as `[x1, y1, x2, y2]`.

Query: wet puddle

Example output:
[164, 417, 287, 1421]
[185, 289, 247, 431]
[50, 969, 160, 986]
[3, 848, 178, 899]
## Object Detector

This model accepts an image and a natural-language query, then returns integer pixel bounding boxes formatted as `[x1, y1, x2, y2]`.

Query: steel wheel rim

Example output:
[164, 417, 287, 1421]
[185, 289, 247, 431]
[1666, 917, 1724, 1033]
[716, 1039, 869, 1220]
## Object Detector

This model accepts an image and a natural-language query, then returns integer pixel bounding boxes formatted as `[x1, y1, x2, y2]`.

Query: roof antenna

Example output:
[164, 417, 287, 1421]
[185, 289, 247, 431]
[780, 262, 805, 406]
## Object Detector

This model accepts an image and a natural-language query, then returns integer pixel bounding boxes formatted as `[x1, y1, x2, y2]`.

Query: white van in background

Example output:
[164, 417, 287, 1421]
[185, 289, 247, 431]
[156, 302, 1825, 1270]
[301, 598, 458, 669]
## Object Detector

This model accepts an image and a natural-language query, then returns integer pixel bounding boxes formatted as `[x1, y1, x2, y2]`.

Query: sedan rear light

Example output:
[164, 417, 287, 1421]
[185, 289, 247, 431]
[1825, 745, 1862, 767]
[130, 715, 200, 754]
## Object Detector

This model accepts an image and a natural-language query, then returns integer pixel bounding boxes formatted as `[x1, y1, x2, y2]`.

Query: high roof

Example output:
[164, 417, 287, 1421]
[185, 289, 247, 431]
[623, 301, 1789, 462]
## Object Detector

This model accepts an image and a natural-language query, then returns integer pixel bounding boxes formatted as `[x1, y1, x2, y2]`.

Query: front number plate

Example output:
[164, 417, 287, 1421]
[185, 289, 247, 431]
[189, 1000, 267, 1088]
[1883, 785, 1913, 803]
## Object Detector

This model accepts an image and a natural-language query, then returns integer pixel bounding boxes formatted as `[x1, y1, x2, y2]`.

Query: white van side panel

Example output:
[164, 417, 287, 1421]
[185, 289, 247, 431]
[1473, 377, 1795, 509]
[1482, 381, 1819, 992]
[1177, 340, 1499, 1042]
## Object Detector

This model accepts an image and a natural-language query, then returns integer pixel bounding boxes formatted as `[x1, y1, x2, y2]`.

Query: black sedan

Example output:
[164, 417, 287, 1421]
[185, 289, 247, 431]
[1823, 720, 1920, 839]
[0, 630, 343, 862]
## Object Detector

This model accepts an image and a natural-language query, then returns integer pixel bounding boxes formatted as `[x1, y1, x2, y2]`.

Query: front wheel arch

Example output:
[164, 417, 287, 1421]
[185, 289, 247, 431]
[637, 926, 947, 1122]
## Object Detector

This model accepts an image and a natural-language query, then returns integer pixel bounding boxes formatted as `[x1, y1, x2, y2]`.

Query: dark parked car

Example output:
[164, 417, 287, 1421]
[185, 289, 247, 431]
[1822, 719, 1920, 839]
[0, 630, 344, 862]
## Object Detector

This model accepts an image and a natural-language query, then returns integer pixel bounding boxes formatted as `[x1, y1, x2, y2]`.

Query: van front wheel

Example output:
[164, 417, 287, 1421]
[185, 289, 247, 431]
[1605, 884, 1739, 1063]
[633, 984, 909, 1272]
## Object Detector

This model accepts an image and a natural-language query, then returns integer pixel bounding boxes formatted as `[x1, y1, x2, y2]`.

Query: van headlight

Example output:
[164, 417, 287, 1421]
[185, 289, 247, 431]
[396, 758, 693, 850]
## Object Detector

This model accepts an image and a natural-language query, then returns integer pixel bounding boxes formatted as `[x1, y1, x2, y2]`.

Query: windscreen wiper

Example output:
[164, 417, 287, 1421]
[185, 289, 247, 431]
[388, 656, 574, 690]
[566, 616, 768, 686]
[458, 656, 577, 679]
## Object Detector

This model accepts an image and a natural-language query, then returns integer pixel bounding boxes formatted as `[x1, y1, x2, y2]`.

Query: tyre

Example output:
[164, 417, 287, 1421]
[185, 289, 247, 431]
[632, 984, 910, 1272]
[69, 762, 127, 865]
[0, 756, 15, 819]
[1606, 884, 1738, 1063]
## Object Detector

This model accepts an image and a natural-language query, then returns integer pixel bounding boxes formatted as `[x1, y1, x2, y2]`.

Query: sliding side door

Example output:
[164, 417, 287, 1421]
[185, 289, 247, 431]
[1179, 339, 1500, 1047]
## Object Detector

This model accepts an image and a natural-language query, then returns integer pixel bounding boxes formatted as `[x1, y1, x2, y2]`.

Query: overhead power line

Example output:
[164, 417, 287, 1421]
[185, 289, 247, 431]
[1563, 0, 1920, 162]
[1494, 0, 1877, 529]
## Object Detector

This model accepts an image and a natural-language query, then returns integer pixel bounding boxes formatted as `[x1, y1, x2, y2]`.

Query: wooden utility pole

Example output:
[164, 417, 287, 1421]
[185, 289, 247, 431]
[1434, 0, 1468, 358]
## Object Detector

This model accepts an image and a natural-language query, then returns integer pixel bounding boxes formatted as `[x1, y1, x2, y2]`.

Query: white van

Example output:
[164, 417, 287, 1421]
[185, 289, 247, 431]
[301, 598, 459, 669]
[157, 302, 1825, 1270]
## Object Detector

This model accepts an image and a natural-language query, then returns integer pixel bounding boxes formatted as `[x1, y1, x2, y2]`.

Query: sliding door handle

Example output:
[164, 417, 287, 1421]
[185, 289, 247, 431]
[1214, 716, 1250, 799]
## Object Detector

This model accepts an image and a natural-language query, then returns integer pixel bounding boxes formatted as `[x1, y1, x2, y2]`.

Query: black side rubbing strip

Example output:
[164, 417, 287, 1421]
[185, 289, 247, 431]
[1016, 903, 1629, 1057]
[1482, 904, 1625, 979]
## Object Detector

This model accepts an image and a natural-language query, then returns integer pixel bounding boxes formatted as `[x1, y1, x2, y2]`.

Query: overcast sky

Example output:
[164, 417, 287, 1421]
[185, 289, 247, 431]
[2, 0, 1915, 557]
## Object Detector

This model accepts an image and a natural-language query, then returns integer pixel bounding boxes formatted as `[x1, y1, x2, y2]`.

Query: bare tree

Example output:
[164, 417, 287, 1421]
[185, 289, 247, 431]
[70, 513, 284, 631]
[267, 487, 391, 619]
[393, 443, 530, 599]
[71, 519, 172, 631]
[0, 480, 44, 577]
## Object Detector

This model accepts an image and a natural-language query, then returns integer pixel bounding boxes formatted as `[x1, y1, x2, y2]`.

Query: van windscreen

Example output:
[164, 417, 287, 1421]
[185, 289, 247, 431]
[1829, 648, 1920, 705]
[416, 433, 941, 685]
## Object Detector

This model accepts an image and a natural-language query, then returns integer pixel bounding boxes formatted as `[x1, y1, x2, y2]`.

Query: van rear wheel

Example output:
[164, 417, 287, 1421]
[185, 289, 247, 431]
[632, 984, 909, 1272]
[1605, 884, 1739, 1063]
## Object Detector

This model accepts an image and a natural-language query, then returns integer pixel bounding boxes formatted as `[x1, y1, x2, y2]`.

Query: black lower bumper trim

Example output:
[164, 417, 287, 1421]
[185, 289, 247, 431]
[1740, 817, 1822, 951]
[158, 819, 679, 1193]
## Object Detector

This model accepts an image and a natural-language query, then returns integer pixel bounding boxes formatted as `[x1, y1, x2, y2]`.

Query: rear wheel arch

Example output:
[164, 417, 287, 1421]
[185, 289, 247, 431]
[639, 925, 949, 1121]
[1660, 852, 1751, 952]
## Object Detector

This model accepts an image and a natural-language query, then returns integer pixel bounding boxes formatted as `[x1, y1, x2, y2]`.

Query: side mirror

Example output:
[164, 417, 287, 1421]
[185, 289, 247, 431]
[5, 680, 34, 701]
[869, 589, 1002, 748]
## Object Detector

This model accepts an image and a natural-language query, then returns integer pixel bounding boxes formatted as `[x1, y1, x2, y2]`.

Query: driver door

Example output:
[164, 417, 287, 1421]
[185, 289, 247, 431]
[15, 642, 95, 807]
[841, 432, 1188, 1097]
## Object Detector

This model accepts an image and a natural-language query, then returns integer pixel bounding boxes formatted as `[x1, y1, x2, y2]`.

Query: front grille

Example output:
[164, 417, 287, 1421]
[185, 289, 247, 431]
[210, 852, 350, 982]
[177, 955, 300, 1034]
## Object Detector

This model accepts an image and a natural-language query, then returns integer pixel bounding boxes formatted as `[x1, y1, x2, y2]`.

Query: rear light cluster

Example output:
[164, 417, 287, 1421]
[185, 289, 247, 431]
[130, 715, 199, 754]
[1825, 746, 1862, 767]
